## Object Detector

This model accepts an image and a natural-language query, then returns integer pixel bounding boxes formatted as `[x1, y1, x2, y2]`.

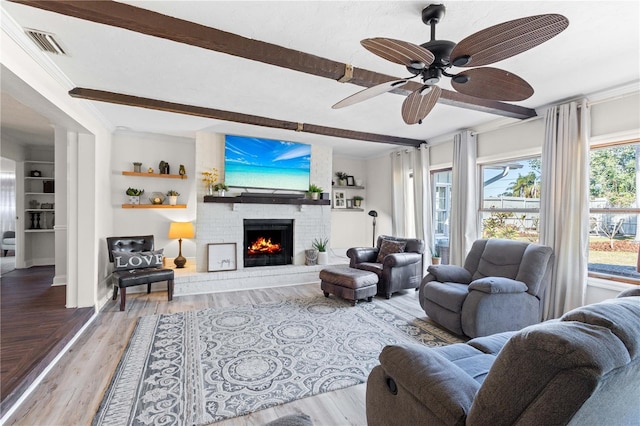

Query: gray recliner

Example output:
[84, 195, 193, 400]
[366, 294, 640, 426]
[347, 235, 425, 299]
[419, 238, 553, 337]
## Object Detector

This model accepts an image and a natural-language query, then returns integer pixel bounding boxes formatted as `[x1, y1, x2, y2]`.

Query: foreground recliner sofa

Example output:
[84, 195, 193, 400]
[366, 294, 640, 426]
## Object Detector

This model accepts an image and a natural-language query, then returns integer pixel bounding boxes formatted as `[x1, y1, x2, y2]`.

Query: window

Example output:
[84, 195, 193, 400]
[588, 141, 640, 283]
[480, 157, 541, 242]
[432, 170, 452, 264]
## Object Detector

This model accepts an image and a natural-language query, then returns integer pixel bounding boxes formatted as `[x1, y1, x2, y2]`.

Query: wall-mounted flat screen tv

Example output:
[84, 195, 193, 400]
[224, 134, 311, 191]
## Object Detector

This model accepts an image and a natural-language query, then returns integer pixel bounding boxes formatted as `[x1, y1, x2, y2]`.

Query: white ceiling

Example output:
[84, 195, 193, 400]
[1, 1, 639, 158]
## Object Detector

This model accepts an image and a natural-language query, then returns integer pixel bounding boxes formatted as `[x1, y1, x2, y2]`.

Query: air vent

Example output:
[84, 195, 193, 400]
[24, 29, 66, 55]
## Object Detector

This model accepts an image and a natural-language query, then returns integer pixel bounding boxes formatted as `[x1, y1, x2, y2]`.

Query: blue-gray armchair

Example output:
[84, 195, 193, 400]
[419, 238, 553, 338]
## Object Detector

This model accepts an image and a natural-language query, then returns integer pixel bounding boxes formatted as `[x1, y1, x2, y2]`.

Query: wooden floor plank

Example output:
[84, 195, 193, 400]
[3, 283, 432, 425]
[0, 266, 94, 415]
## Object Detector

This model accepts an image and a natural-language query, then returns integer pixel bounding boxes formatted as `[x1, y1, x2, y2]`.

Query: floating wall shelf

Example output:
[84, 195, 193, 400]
[122, 171, 187, 179]
[121, 204, 187, 209]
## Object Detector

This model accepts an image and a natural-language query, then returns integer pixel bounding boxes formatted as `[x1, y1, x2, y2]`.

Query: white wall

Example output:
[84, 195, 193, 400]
[330, 156, 369, 249]
[111, 131, 197, 263]
[3, 25, 113, 308]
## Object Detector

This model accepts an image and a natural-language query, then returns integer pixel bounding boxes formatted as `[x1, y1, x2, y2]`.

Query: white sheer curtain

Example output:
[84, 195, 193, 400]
[391, 145, 434, 272]
[413, 144, 435, 270]
[391, 149, 411, 237]
[449, 130, 479, 266]
[540, 100, 590, 319]
[1, 170, 17, 234]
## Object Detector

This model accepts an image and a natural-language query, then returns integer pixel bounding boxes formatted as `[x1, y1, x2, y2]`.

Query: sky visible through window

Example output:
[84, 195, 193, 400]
[483, 160, 537, 198]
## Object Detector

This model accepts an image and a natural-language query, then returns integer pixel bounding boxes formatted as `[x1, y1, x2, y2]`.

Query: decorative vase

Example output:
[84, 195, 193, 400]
[318, 251, 329, 265]
[168, 195, 178, 206]
[217, 190, 225, 197]
[310, 192, 319, 200]
[207, 184, 215, 196]
[128, 195, 140, 205]
[354, 199, 362, 207]
[431, 257, 441, 265]
[305, 249, 318, 266]
[339, 179, 347, 186]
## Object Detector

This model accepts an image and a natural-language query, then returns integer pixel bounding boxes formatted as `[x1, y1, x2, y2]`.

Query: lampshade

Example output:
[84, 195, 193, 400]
[168, 222, 195, 239]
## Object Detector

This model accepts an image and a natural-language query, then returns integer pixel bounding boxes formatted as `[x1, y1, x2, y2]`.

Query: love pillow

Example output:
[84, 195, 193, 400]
[113, 249, 164, 271]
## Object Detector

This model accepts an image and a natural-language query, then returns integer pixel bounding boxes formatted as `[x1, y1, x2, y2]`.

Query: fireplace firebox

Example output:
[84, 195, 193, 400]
[243, 219, 294, 267]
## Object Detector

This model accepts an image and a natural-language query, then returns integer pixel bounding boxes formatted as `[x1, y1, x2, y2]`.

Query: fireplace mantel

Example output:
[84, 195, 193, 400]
[203, 196, 330, 206]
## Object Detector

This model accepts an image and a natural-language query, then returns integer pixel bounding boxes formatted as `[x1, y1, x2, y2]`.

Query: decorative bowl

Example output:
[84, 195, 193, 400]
[149, 192, 166, 205]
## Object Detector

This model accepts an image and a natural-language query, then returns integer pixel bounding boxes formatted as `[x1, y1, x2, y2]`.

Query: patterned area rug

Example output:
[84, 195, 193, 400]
[93, 295, 462, 426]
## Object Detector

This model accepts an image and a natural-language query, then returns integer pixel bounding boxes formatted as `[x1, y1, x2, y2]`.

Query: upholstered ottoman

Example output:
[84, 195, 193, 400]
[319, 265, 378, 306]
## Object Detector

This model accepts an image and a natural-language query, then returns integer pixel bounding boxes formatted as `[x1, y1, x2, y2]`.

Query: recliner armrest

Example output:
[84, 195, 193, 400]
[378, 344, 479, 423]
[383, 252, 422, 267]
[427, 265, 473, 284]
[346, 247, 378, 265]
[469, 277, 528, 294]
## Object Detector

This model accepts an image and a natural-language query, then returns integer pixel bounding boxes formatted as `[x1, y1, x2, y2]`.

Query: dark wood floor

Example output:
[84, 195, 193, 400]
[0, 265, 94, 416]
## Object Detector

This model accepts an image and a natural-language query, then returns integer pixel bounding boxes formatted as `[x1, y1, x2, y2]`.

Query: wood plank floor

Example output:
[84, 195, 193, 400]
[0, 266, 94, 416]
[3, 283, 432, 425]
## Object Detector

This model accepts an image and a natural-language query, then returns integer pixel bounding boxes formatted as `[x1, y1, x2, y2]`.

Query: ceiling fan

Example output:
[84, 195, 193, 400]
[332, 4, 569, 124]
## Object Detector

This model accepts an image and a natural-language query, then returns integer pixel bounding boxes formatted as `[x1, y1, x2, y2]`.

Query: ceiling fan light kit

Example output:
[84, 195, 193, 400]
[335, 3, 569, 125]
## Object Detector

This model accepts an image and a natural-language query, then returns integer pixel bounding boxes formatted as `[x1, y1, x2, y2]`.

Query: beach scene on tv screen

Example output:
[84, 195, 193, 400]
[225, 135, 311, 191]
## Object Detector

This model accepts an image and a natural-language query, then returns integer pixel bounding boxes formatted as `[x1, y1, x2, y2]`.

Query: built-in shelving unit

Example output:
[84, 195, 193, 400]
[24, 161, 55, 232]
[331, 184, 365, 211]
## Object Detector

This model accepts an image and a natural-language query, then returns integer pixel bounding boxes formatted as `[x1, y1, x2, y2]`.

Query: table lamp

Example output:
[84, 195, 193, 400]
[168, 222, 194, 268]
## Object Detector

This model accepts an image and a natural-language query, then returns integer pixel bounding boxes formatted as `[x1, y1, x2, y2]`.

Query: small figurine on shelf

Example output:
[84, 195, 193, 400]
[148, 167, 154, 173]
[159, 161, 170, 174]
[179, 164, 186, 177]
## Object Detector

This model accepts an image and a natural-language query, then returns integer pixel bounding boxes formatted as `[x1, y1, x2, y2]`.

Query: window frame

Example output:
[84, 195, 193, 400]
[587, 138, 640, 284]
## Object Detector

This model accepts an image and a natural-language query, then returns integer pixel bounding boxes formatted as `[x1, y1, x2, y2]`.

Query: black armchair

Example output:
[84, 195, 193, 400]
[347, 235, 425, 299]
[107, 235, 174, 311]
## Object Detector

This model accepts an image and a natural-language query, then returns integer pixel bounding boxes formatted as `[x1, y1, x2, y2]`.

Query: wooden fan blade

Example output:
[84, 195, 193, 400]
[361, 38, 435, 69]
[332, 79, 408, 109]
[401, 86, 442, 125]
[450, 14, 568, 67]
[451, 68, 533, 101]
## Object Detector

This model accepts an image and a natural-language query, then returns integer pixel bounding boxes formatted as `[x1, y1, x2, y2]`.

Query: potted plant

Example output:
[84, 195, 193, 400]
[335, 171, 348, 186]
[213, 182, 229, 197]
[353, 195, 364, 208]
[201, 167, 219, 195]
[308, 184, 323, 200]
[133, 162, 142, 173]
[166, 190, 180, 205]
[126, 187, 144, 205]
[312, 237, 329, 265]
[431, 246, 441, 265]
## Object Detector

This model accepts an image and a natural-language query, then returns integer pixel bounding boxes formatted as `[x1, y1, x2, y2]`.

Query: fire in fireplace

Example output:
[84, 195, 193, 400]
[248, 237, 282, 255]
[244, 219, 294, 267]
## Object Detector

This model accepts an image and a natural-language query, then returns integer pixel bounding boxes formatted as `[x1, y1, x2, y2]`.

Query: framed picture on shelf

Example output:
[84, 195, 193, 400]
[207, 243, 237, 272]
[333, 190, 346, 209]
[346, 199, 353, 208]
[346, 175, 355, 186]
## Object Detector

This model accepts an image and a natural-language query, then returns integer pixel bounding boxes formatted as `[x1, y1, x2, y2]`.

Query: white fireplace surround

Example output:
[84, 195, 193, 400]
[186, 132, 334, 294]
[196, 201, 330, 271]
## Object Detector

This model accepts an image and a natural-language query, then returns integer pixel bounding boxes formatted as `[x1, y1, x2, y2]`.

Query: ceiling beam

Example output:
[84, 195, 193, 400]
[68, 87, 425, 147]
[13, 0, 537, 120]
